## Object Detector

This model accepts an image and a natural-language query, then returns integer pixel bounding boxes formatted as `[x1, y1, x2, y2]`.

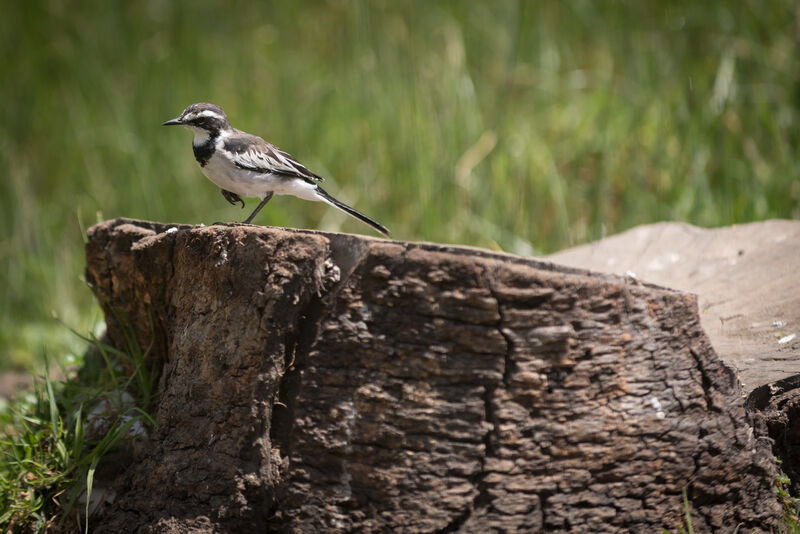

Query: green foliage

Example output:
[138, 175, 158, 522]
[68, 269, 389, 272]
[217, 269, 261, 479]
[776, 460, 800, 532]
[0, 330, 154, 532]
[1, 1, 799, 364]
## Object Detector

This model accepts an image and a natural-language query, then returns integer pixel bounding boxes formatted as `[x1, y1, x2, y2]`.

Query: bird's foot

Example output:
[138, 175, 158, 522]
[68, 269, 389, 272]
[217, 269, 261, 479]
[220, 189, 245, 209]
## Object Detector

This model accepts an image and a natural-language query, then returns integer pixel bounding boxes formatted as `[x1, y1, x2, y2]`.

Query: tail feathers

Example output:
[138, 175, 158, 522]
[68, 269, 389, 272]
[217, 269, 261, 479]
[315, 186, 390, 236]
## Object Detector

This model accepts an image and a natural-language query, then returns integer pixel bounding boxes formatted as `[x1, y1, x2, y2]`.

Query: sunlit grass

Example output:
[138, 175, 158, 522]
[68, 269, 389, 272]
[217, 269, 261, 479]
[1, 0, 798, 366]
[0, 324, 154, 532]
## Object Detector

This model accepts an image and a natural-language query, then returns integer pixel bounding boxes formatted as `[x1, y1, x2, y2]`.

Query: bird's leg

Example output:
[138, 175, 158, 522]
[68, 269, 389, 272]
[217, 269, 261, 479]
[242, 192, 274, 224]
[221, 189, 245, 209]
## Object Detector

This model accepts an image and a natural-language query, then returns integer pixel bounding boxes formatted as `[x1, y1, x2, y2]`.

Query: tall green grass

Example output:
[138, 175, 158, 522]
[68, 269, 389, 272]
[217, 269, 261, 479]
[1, 1, 798, 366]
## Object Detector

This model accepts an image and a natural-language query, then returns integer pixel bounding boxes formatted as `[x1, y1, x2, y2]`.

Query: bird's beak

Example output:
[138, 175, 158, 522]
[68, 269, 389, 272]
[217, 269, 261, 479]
[162, 117, 182, 126]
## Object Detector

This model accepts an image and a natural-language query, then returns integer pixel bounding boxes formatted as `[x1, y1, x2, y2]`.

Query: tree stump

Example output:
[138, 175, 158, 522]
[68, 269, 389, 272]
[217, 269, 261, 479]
[747, 375, 800, 497]
[548, 220, 800, 391]
[84, 218, 781, 533]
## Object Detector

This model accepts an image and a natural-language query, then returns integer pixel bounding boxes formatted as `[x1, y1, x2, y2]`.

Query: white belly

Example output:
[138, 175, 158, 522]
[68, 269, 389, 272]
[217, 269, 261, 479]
[200, 150, 321, 201]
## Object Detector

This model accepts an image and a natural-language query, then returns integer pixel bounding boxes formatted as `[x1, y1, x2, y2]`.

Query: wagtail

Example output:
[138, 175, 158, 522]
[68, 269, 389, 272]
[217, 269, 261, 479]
[163, 102, 389, 236]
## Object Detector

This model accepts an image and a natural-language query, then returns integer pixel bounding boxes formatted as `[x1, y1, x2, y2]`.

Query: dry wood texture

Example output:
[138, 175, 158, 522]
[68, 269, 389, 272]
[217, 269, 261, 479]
[84, 218, 781, 533]
[549, 220, 800, 391]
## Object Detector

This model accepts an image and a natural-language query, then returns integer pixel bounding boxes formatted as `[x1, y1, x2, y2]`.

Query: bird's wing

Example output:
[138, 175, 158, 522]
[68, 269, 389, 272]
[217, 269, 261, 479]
[223, 132, 323, 183]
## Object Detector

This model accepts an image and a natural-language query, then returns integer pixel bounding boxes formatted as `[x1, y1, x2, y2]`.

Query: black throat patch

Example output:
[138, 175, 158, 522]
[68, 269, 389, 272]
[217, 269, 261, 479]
[193, 134, 218, 167]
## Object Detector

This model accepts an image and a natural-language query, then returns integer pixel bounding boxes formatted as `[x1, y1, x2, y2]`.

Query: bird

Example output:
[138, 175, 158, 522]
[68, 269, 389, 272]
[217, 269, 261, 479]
[162, 102, 389, 236]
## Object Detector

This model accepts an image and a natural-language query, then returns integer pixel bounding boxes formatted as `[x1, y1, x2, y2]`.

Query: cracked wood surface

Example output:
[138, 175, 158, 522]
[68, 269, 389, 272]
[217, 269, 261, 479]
[84, 218, 781, 533]
[548, 220, 800, 391]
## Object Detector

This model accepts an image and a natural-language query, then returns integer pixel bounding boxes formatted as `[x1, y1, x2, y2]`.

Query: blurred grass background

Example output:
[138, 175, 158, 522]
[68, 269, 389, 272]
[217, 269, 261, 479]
[1, 0, 799, 370]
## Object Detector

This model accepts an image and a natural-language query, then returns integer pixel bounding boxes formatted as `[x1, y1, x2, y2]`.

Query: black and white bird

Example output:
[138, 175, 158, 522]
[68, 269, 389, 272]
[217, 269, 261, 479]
[163, 102, 389, 236]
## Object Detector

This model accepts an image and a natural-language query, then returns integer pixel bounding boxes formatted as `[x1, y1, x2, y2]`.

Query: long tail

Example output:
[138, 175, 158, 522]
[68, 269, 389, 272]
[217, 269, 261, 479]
[314, 186, 390, 236]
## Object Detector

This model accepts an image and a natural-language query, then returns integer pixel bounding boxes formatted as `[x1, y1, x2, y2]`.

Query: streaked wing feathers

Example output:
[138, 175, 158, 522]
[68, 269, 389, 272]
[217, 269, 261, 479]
[224, 132, 323, 183]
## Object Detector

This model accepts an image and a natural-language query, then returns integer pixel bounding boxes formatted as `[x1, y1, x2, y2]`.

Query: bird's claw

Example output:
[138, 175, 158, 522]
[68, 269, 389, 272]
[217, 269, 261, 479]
[221, 189, 245, 209]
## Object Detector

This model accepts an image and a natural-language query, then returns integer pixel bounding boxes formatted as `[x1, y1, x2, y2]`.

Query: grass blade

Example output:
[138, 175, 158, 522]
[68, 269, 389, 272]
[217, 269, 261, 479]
[44, 361, 60, 440]
[682, 487, 694, 534]
[72, 404, 84, 460]
[85, 455, 99, 534]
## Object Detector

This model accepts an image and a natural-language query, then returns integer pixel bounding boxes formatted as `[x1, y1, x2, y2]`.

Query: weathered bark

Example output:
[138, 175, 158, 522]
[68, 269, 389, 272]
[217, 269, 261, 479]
[548, 220, 800, 391]
[748, 375, 800, 496]
[84, 218, 781, 533]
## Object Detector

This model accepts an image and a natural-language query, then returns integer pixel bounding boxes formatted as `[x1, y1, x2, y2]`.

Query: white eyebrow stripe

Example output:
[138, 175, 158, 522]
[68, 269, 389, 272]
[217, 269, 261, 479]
[196, 109, 224, 120]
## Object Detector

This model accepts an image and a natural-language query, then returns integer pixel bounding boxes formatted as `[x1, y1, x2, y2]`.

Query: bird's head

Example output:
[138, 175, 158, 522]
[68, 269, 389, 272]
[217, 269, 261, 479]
[163, 103, 231, 139]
